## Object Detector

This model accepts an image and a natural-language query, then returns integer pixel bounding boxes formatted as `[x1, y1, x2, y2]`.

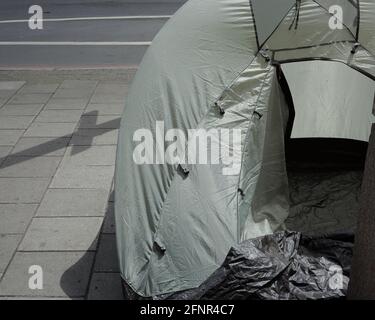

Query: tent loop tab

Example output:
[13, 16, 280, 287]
[177, 163, 190, 176]
[351, 43, 360, 54]
[153, 235, 166, 254]
[253, 110, 263, 119]
[260, 49, 271, 62]
[214, 101, 225, 115]
[238, 188, 245, 198]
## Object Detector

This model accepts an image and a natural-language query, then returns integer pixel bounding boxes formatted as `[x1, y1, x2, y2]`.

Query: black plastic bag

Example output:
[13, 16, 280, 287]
[154, 231, 353, 300]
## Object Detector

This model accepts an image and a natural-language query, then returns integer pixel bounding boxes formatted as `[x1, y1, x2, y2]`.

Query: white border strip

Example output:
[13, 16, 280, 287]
[0, 41, 152, 46]
[0, 15, 172, 24]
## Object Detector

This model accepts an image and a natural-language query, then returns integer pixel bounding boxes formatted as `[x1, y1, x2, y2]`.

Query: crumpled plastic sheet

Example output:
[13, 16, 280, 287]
[123, 231, 353, 300]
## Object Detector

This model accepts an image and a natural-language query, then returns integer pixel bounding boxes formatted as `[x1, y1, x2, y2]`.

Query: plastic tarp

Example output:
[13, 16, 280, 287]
[156, 231, 354, 300]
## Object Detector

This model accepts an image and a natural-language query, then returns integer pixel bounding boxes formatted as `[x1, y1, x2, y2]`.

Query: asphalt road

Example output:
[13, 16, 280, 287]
[0, 0, 187, 69]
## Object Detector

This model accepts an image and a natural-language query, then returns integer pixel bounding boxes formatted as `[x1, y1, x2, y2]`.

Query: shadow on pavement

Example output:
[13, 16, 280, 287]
[0, 111, 121, 168]
[60, 191, 125, 300]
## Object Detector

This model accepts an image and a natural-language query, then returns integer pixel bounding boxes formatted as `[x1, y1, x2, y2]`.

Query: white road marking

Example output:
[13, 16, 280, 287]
[0, 41, 152, 46]
[0, 65, 139, 70]
[0, 15, 172, 24]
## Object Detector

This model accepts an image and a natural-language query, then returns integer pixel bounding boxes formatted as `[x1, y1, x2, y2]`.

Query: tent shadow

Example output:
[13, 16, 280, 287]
[59, 191, 124, 300]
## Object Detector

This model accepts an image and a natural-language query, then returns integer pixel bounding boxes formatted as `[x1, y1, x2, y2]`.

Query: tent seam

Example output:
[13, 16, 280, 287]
[235, 64, 275, 244]
[258, 2, 296, 49]
[248, 0, 260, 50]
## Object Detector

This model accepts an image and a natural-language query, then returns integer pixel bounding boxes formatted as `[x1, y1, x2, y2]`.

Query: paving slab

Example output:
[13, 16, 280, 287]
[0, 204, 38, 234]
[11, 137, 70, 157]
[24, 123, 76, 137]
[0, 104, 44, 116]
[70, 128, 118, 146]
[93, 83, 128, 95]
[35, 109, 83, 123]
[0, 130, 24, 146]
[36, 189, 109, 217]
[0, 82, 25, 91]
[0, 251, 95, 297]
[0, 178, 50, 203]
[102, 202, 115, 234]
[0, 98, 8, 108]
[8, 93, 52, 104]
[89, 94, 126, 104]
[19, 217, 103, 251]
[61, 145, 117, 166]
[50, 165, 114, 190]
[44, 98, 89, 110]
[78, 115, 120, 129]
[94, 234, 119, 272]
[0, 146, 12, 164]
[52, 89, 94, 100]
[0, 234, 22, 273]
[0, 116, 35, 129]
[50, 145, 116, 189]
[60, 80, 98, 90]
[85, 103, 124, 115]
[0, 90, 16, 101]
[18, 84, 59, 94]
[97, 82, 128, 88]
[87, 273, 123, 300]
[0, 156, 61, 178]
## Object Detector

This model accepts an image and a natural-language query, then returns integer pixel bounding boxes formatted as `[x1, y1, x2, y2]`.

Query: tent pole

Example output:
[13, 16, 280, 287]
[348, 123, 375, 299]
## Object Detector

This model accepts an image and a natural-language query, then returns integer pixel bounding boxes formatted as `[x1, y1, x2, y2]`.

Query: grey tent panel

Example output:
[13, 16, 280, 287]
[251, 0, 295, 46]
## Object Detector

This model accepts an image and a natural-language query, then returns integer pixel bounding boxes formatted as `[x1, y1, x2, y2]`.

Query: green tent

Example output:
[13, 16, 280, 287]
[115, 0, 375, 297]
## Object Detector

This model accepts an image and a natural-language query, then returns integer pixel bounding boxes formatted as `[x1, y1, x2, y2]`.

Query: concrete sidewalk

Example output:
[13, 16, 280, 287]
[0, 71, 135, 299]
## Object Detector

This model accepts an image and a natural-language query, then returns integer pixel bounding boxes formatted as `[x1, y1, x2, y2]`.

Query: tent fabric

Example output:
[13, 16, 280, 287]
[250, 0, 295, 46]
[286, 169, 362, 235]
[282, 61, 375, 141]
[115, 0, 375, 297]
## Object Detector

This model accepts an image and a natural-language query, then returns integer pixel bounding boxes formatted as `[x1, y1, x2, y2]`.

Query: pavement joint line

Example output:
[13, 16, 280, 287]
[47, 187, 104, 190]
[83, 193, 114, 300]
[0, 81, 118, 297]
[0, 81, 63, 283]
[0, 202, 40, 204]
[0, 15, 172, 24]
[32, 216, 106, 219]
[0, 82, 26, 112]
[0, 41, 152, 46]
[79, 83, 115, 299]
[0, 66, 139, 71]
[16, 250, 98, 253]
[35, 215, 106, 218]
[0, 295, 84, 299]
